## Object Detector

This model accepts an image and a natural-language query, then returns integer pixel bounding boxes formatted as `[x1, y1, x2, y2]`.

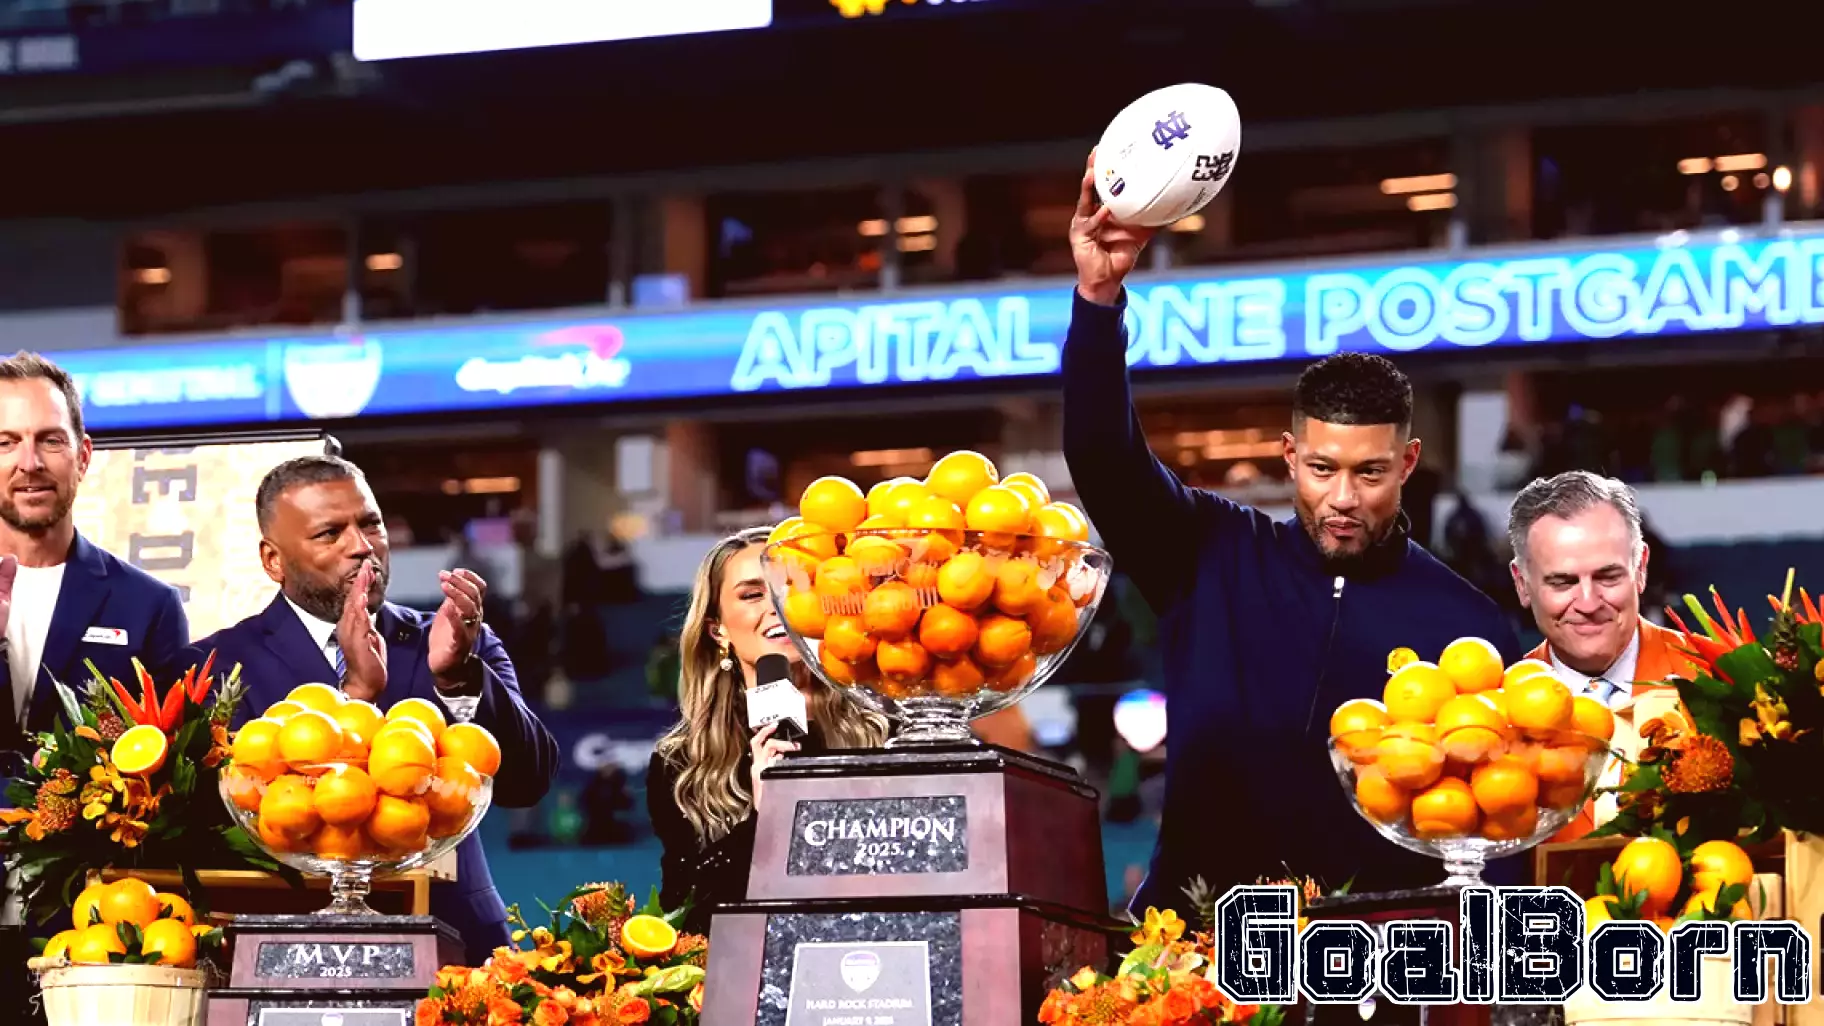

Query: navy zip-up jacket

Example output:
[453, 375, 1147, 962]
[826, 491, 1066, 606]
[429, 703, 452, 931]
[1061, 290, 1522, 912]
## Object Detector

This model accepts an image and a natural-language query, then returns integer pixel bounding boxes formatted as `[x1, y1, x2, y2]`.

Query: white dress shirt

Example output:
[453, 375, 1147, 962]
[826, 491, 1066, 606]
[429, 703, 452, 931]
[1548, 629, 1640, 711]
[285, 597, 480, 721]
[285, 596, 357, 684]
[6, 563, 65, 726]
[1546, 629, 1642, 829]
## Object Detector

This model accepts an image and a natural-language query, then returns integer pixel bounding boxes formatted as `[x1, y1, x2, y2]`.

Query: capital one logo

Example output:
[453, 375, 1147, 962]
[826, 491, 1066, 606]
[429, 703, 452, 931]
[840, 950, 881, 992]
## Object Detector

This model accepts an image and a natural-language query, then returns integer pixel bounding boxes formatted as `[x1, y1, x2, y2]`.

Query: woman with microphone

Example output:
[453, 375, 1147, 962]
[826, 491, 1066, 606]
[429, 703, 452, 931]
[647, 527, 887, 933]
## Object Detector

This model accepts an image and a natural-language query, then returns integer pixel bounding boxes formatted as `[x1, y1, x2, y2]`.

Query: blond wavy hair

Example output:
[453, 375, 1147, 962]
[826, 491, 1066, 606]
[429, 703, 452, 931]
[653, 527, 888, 844]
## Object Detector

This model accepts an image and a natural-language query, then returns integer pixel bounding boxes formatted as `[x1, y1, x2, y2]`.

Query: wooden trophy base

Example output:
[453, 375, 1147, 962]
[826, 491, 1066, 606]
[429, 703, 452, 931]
[206, 914, 463, 1026]
[705, 744, 1125, 1026]
[702, 897, 1120, 1026]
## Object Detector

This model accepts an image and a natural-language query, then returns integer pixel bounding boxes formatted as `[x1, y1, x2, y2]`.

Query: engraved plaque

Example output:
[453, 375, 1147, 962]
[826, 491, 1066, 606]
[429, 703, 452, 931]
[756, 912, 961, 1026]
[785, 941, 933, 1026]
[255, 941, 416, 981]
[786, 796, 967, 877]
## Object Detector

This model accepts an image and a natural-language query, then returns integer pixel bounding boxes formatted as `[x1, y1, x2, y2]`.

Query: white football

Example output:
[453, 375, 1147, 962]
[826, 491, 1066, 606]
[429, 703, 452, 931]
[1093, 83, 1242, 228]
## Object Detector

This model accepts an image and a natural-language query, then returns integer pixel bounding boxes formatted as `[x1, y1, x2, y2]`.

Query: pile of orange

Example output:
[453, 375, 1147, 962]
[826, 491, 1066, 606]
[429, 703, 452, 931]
[1329, 639, 1614, 844]
[42, 878, 207, 967]
[768, 450, 1099, 701]
[1585, 837, 1755, 930]
[224, 684, 501, 861]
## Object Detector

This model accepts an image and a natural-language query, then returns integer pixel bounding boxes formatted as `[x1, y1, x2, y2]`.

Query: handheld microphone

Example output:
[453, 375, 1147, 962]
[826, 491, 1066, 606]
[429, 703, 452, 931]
[747, 653, 809, 744]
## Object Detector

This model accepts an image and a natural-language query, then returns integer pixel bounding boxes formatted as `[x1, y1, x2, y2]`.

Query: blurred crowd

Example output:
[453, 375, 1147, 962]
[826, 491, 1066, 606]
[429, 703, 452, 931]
[1514, 390, 1824, 487]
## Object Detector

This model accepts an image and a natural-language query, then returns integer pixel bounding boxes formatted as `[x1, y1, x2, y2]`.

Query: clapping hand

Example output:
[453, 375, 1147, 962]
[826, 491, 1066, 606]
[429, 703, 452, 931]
[428, 569, 487, 687]
[336, 562, 387, 701]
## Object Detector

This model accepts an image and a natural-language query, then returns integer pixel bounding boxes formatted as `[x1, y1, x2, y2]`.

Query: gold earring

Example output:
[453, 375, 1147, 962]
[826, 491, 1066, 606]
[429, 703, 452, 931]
[719, 644, 734, 672]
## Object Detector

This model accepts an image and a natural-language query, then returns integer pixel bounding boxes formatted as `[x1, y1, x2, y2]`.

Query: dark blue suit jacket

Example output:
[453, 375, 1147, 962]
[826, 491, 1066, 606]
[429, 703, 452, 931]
[193, 594, 558, 965]
[22, 533, 192, 735]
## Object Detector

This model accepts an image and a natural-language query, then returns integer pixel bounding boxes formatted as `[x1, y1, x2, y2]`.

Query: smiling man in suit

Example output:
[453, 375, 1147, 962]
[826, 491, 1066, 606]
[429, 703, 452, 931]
[1507, 470, 1697, 842]
[193, 455, 557, 964]
[0, 352, 190, 768]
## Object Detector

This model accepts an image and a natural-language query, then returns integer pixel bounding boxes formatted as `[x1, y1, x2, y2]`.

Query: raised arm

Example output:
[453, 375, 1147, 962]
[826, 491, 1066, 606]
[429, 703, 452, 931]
[1061, 155, 1205, 610]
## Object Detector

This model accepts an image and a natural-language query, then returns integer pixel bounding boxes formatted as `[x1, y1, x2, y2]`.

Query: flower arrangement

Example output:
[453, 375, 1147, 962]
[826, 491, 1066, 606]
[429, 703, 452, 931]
[1593, 573, 1824, 846]
[0, 655, 293, 926]
[418, 881, 706, 1026]
[1039, 907, 1284, 1026]
[1038, 876, 1331, 1026]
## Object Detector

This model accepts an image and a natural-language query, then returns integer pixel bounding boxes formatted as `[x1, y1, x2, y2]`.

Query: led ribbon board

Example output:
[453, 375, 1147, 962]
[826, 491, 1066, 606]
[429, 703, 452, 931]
[352, 0, 774, 61]
[59, 226, 1824, 433]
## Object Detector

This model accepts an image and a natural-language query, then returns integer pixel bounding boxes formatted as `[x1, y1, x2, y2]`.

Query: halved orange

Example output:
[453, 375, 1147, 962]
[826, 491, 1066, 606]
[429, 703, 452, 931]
[112, 725, 169, 776]
[620, 914, 679, 960]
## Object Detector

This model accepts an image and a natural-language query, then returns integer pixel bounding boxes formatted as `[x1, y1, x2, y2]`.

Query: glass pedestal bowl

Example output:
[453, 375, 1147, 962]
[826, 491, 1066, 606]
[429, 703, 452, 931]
[762, 529, 1113, 746]
[222, 758, 493, 915]
[1327, 723, 1612, 886]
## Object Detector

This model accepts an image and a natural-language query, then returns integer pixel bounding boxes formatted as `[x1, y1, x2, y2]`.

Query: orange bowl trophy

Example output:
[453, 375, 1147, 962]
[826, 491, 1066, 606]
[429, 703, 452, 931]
[210, 693, 497, 1024]
[696, 520, 1119, 1026]
[1325, 649, 1616, 886]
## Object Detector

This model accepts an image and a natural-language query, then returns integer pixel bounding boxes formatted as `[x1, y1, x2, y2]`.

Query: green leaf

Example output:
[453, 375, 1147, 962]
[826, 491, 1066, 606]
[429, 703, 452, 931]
[170, 758, 197, 798]
[1715, 643, 1780, 690]
[53, 679, 84, 731]
[1117, 943, 1164, 977]
[1613, 764, 1665, 794]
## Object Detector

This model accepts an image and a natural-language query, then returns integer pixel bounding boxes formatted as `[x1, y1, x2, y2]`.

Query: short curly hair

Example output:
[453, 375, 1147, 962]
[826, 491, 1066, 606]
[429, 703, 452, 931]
[1292, 353, 1412, 434]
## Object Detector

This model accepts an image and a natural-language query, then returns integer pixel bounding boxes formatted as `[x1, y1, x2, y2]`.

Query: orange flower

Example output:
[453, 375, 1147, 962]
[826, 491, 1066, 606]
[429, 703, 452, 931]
[203, 723, 230, 767]
[415, 999, 446, 1026]
[1161, 986, 1198, 1022]
[1038, 990, 1069, 1024]
[532, 1001, 568, 1026]
[577, 950, 627, 985]
[614, 997, 651, 1024]
[1181, 976, 1222, 1010]
[493, 956, 530, 985]
[486, 995, 524, 1023]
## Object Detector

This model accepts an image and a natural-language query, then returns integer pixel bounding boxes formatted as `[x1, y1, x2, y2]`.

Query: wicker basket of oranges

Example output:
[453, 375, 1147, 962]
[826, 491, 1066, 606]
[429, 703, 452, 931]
[220, 685, 497, 914]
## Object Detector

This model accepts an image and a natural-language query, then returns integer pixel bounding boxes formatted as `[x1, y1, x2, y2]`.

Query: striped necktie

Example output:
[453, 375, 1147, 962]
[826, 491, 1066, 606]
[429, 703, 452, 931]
[1591, 676, 1623, 709]
[329, 638, 347, 687]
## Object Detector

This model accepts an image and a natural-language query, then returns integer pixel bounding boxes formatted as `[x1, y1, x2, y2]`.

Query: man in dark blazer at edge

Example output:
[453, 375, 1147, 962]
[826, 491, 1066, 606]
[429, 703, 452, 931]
[190, 456, 558, 965]
[1059, 156, 1522, 914]
[0, 352, 191, 767]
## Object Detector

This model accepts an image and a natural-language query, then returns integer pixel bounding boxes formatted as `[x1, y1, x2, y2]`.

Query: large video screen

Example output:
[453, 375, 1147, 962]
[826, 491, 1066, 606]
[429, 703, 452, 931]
[352, 0, 773, 61]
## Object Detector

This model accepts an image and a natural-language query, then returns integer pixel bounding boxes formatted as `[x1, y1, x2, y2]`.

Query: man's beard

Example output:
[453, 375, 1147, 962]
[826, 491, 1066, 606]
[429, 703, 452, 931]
[1298, 510, 1399, 574]
[0, 480, 73, 534]
[285, 559, 388, 622]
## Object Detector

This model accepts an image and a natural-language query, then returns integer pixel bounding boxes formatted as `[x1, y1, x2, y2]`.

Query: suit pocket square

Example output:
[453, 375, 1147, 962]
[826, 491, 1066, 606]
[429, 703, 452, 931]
[82, 627, 129, 646]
